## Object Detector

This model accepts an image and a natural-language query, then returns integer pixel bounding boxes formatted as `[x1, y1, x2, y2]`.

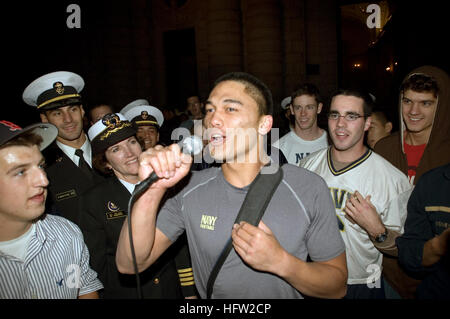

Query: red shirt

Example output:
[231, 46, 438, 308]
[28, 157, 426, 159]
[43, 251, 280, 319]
[404, 141, 426, 184]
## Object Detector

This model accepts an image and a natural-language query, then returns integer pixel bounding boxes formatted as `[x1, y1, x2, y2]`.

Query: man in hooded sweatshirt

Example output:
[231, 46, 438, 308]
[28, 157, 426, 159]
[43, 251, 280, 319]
[358, 66, 450, 298]
[375, 65, 450, 185]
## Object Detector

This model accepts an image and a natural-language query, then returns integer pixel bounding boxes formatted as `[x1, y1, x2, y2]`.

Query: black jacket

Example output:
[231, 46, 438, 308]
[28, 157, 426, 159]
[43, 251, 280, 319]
[396, 163, 450, 299]
[43, 142, 104, 224]
[79, 176, 196, 299]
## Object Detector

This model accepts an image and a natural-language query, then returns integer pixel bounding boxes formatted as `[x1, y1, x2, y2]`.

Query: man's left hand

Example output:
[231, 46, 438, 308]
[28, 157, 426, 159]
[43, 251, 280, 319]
[231, 221, 285, 274]
[344, 191, 385, 238]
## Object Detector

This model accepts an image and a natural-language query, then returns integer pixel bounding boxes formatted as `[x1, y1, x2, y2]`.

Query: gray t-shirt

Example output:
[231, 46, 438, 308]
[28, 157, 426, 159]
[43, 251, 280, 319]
[156, 164, 345, 299]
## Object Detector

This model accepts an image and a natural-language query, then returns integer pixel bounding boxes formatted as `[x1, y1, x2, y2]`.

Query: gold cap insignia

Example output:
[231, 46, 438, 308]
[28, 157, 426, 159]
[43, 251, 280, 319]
[53, 82, 65, 95]
[141, 111, 149, 120]
[102, 113, 121, 129]
[99, 113, 132, 141]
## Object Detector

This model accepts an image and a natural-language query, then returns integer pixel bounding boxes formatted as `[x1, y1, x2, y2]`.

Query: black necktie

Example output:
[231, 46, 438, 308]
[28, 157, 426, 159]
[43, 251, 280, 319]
[75, 149, 93, 180]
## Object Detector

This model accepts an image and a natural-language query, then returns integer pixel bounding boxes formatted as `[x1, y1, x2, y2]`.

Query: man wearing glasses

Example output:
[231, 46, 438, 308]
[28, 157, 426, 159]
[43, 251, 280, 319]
[300, 89, 412, 299]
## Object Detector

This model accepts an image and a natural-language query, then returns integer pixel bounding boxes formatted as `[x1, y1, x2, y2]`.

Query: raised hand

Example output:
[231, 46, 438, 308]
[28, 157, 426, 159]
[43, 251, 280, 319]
[138, 143, 193, 191]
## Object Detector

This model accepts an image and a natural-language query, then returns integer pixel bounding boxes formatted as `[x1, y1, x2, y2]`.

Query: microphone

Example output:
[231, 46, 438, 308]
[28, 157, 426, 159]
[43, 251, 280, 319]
[179, 134, 204, 157]
[130, 135, 203, 202]
[126, 135, 203, 299]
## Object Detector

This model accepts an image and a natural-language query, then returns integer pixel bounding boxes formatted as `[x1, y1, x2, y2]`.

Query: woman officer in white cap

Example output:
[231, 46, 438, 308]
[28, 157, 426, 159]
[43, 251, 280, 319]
[78, 113, 196, 299]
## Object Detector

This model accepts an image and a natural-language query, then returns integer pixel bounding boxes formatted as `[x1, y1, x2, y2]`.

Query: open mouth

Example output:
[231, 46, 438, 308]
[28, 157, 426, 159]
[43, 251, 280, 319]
[334, 130, 349, 140]
[29, 191, 46, 204]
[209, 133, 225, 145]
[126, 158, 138, 165]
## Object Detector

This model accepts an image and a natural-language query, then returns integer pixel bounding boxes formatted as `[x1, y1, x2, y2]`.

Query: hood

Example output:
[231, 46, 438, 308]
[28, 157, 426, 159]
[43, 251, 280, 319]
[398, 65, 450, 153]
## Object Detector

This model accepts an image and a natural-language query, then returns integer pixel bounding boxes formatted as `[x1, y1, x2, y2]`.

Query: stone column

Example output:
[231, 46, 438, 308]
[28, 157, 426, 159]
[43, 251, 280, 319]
[305, 0, 338, 99]
[281, 0, 307, 97]
[241, 0, 283, 102]
[206, 0, 243, 86]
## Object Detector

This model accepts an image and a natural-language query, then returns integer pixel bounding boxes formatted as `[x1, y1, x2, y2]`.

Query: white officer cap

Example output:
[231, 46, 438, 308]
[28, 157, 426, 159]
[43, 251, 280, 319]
[22, 71, 84, 110]
[88, 113, 136, 155]
[120, 99, 164, 128]
[281, 96, 292, 110]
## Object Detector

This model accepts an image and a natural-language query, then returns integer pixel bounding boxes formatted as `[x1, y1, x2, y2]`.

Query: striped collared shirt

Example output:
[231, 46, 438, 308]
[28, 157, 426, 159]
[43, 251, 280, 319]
[0, 214, 103, 299]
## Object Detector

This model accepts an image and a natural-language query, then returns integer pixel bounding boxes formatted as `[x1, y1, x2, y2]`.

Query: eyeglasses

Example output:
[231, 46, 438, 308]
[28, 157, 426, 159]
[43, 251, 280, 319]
[327, 111, 365, 121]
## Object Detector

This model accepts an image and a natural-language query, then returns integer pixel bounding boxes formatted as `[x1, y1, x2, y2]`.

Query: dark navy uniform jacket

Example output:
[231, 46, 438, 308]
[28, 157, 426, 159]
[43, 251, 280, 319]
[43, 142, 105, 224]
[78, 175, 196, 299]
[397, 163, 450, 299]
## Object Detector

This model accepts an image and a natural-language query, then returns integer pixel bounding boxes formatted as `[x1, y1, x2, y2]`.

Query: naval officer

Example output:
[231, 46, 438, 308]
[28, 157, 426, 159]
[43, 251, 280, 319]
[79, 113, 196, 298]
[22, 71, 104, 224]
[120, 99, 164, 150]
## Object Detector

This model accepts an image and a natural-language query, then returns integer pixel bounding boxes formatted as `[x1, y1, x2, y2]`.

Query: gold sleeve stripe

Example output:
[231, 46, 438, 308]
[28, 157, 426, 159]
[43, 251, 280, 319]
[425, 206, 450, 213]
[180, 280, 195, 286]
[179, 272, 193, 278]
[177, 268, 193, 273]
[180, 276, 194, 282]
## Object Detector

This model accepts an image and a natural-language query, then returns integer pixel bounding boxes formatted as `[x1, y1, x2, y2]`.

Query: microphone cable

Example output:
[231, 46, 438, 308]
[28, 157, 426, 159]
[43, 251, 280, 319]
[126, 173, 159, 299]
[126, 136, 203, 299]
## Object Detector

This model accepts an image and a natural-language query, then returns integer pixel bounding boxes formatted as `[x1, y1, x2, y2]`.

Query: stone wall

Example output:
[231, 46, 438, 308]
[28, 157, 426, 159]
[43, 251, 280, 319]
[52, 0, 339, 115]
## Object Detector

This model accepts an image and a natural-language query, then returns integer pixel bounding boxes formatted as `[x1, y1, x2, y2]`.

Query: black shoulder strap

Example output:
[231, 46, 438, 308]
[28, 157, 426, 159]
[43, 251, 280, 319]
[206, 166, 283, 299]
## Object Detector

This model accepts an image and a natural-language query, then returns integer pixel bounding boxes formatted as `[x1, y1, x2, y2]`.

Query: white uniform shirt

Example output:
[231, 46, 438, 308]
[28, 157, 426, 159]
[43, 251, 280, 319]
[56, 136, 92, 167]
[118, 178, 137, 194]
[300, 147, 412, 284]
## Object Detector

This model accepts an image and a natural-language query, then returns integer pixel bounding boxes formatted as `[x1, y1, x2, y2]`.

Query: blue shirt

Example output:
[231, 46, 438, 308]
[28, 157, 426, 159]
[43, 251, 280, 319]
[0, 214, 103, 299]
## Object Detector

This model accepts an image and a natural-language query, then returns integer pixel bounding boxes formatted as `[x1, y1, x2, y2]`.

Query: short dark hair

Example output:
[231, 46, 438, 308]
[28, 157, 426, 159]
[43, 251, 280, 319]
[400, 73, 439, 97]
[371, 110, 391, 125]
[87, 103, 114, 121]
[330, 88, 374, 117]
[213, 72, 273, 116]
[186, 95, 200, 101]
[291, 83, 322, 105]
[0, 132, 42, 151]
[92, 135, 142, 176]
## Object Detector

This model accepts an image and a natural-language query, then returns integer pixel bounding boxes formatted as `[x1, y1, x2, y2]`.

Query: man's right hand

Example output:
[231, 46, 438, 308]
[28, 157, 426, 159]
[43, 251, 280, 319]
[138, 143, 193, 191]
[116, 143, 191, 274]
